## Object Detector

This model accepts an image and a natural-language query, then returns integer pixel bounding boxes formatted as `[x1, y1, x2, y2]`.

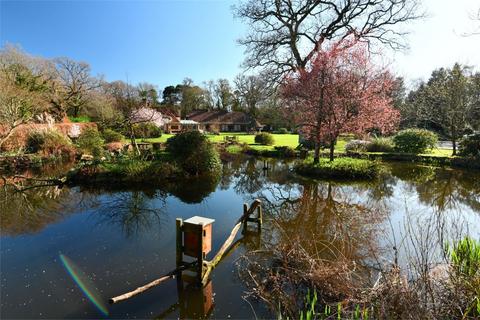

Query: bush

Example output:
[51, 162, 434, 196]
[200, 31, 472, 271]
[295, 157, 380, 180]
[458, 133, 480, 159]
[345, 140, 369, 153]
[166, 131, 221, 175]
[276, 128, 289, 134]
[102, 129, 124, 143]
[393, 129, 438, 154]
[131, 123, 162, 138]
[27, 129, 75, 157]
[366, 137, 394, 152]
[273, 146, 297, 157]
[77, 127, 105, 157]
[255, 132, 275, 145]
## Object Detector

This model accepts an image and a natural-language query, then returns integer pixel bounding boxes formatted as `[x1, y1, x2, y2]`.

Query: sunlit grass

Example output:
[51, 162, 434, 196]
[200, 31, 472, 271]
[140, 133, 455, 158]
[141, 133, 300, 150]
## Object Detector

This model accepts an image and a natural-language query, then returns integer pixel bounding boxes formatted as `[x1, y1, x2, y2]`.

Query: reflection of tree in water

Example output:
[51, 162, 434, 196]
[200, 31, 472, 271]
[0, 184, 80, 236]
[228, 157, 297, 195]
[389, 164, 480, 212]
[167, 173, 221, 204]
[237, 181, 387, 315]
[260, 182, 386, 263]
[94, 190, 169, 238]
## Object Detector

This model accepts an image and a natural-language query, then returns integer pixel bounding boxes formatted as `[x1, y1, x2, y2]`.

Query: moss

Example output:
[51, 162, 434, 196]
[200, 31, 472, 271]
[295, 157, 380, 180]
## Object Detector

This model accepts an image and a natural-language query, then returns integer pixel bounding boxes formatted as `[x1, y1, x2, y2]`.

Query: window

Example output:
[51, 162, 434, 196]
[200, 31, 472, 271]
[234, 124, 241, 131]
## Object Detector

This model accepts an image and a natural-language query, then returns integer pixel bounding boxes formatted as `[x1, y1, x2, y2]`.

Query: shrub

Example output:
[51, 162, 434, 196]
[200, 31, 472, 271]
[274, 146, 297, 157]
[345, 140, 369, 153]
[102, 129, 124, 143]
[77, 127, 105, 157]
[276, 128, 289, 134]
[255, 132, 275, 145]
[458, 133, 480, 159]
[27, 129, 75, 157]
[393, 129, 438, 154]
[131, 123, 162, 138]
[295, 157, 379, 179]
[166, 131, 221, 175]
[366, 137, 394, 152]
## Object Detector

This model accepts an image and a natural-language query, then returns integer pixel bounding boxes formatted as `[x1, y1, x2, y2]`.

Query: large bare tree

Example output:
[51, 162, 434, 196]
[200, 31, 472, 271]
[234, 74, 270, 117]
[234, 0, 422, 82]
[49, 57, 99, 119]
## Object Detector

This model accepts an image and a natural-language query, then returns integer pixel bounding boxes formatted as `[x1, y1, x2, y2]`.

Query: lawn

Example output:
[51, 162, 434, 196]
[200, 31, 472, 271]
[141, 133, 301, 150]
[139, 133, 454, 157]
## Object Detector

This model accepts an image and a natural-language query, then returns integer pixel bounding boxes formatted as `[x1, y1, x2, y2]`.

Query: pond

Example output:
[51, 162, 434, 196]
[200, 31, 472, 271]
[1, 157, 479, 319]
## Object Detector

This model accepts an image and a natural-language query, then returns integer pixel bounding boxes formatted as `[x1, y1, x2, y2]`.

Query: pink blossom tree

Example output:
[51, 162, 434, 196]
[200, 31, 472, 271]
[281, 39, 400, 162]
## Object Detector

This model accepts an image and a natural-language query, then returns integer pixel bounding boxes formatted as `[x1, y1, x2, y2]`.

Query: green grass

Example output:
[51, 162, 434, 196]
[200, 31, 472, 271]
[140, 133, 454, 158]
[69, 116, 91, 123]
[141, 133, 300, 150]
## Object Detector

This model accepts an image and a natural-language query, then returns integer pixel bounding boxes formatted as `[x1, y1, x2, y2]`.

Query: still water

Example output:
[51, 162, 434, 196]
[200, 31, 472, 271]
[1, 158, 479, 319]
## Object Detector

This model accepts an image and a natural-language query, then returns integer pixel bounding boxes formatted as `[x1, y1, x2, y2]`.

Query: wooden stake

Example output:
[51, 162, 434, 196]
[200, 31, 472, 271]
[176, 218, 183, 268]
[257, 205, 263, 232]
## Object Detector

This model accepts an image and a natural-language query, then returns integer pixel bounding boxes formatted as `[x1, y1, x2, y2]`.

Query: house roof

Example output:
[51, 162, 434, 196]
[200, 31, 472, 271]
[187, 110, 257, 125]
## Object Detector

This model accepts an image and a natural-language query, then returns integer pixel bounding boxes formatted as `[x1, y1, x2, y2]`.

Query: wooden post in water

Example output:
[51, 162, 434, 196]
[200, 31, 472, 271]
[196, 224, 204, 284]
[176, 218, 183, 268]
[242, 203, 248, 234]
[257, 205, 263, 232]
[109, 200, 262, 303]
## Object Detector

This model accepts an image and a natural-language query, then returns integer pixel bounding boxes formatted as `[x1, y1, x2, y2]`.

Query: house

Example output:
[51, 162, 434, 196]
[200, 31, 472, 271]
[162, 108, 182, 133]
[187, 110, 262, 133]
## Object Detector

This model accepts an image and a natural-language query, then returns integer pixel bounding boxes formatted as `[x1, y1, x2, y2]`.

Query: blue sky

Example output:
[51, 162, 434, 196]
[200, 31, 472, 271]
[0, 0, 246, 90]
[1, 0, 479, 90]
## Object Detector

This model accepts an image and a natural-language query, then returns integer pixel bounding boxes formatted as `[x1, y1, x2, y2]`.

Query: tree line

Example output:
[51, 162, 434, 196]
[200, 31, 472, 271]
[395, 64, 480, 154]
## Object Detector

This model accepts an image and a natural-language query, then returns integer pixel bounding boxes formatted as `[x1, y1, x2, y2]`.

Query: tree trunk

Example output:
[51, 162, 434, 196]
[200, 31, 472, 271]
[313, 142, 320, 164]
[329, 140, 335, 162]
[452, 138, 456, 156]
[129, 125, 140, 156]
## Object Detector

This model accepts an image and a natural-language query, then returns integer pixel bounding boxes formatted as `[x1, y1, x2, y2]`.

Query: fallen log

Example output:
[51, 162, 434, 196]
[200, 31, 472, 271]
[109, 261, 196, 304]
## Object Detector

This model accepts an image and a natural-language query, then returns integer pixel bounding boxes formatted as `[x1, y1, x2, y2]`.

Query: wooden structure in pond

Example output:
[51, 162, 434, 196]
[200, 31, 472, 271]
[109, 199, 262, 307]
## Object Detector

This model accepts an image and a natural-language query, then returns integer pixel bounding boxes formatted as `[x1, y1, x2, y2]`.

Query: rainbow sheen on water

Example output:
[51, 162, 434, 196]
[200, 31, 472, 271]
[60, 254, 109, 316]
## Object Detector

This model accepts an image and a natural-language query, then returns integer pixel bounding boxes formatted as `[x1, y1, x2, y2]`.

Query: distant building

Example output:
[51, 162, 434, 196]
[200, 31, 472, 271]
[187, 110, 262, 133]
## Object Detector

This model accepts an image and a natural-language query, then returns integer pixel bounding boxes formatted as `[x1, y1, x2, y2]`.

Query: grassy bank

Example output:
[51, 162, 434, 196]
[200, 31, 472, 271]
[295, 157, 380, 180]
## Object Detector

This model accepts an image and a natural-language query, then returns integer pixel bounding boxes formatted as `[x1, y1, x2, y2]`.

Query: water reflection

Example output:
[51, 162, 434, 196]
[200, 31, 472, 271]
[93, 190, 169, 238]
[1, 158, 479, 319]
[0, 184, 77, 235]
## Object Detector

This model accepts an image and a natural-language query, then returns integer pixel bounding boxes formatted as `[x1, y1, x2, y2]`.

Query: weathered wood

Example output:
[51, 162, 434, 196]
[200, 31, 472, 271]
[109, 262, 196, 304]
[202, 199, 261, 283]
[196, 223, 204, 284]
[176, 218, 183, 268]
[257, 205, 263, 232]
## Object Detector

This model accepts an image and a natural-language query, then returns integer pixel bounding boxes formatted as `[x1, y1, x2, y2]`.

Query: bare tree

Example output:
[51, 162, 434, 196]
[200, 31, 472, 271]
[234, 0, 423, 83]
[234, 74, 270, 117]
[49, 57, 100, 119]
[0, 45, 50, 149]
